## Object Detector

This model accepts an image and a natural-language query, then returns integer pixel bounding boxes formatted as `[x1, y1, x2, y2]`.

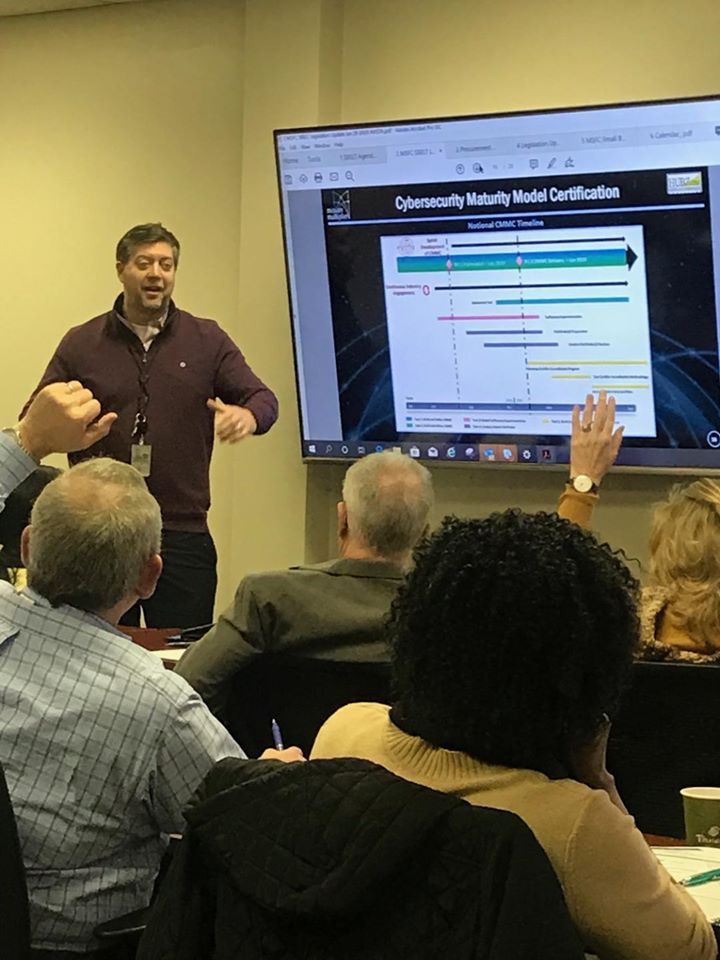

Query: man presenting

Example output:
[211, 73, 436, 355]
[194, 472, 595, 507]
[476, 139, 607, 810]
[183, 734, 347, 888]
[23, 223, 278, 627]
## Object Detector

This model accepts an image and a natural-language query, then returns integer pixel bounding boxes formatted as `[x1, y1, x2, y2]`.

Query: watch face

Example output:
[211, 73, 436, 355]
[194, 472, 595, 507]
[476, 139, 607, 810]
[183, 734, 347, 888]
[573, 475, 593, 494]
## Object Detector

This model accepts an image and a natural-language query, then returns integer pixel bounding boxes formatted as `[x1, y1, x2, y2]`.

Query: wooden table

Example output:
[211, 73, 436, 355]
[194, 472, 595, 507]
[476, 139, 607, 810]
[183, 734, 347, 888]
[645, 834, 687, 847]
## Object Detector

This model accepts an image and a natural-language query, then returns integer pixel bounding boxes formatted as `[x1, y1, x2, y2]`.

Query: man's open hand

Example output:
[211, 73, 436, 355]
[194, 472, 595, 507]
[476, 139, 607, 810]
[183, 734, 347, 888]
[207, 397, 257, 443]
[18, 382, 117, 461]
[570, 391, 624, 486]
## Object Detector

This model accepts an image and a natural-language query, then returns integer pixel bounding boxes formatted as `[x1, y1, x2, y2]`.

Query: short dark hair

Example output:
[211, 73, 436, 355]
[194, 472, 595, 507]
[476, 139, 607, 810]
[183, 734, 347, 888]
[116, 223, 180, 266]
[389, 510, 639, 776]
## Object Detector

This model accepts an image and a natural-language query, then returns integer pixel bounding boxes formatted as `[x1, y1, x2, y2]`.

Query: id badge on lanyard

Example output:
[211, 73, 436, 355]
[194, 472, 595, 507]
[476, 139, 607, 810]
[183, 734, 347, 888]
[131, 349, 153, 477]
[131, 440, 152, 477]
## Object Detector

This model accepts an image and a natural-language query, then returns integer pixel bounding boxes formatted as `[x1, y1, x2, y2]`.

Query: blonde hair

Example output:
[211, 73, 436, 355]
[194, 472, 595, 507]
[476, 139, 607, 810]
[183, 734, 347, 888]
[648, 478, 720, 649]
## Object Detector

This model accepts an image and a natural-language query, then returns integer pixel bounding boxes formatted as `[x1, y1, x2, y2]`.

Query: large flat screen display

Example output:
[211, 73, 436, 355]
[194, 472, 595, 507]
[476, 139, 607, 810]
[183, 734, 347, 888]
[275, 96, 720, 470]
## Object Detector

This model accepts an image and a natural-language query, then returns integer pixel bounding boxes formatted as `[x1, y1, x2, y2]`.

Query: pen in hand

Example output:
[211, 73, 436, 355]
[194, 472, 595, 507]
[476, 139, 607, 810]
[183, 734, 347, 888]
[271, 718, 284, 751]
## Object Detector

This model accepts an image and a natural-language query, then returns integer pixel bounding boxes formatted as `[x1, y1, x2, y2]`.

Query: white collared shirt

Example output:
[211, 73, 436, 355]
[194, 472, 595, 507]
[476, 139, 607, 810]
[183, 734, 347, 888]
[122, 309, 168, 351]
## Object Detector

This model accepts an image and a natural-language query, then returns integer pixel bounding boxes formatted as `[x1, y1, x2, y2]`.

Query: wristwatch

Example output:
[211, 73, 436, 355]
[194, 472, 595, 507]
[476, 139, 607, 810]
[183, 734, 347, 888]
[568, 474, 599, 494]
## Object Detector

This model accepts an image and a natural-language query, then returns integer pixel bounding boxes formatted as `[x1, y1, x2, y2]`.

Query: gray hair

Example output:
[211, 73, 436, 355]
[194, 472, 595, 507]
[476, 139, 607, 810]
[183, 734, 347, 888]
[342, 451, 434, 559]
[26, 458, 161, 613]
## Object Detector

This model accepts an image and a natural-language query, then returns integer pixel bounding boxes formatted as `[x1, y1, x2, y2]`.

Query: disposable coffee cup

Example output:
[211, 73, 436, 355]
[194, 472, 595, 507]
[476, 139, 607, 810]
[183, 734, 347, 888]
[681, 787, 720, 845]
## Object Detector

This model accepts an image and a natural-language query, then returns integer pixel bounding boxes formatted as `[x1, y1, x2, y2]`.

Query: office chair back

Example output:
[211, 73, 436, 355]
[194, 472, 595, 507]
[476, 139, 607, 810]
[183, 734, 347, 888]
[224, 654, 393, 756]
[607, 659, 720, 837]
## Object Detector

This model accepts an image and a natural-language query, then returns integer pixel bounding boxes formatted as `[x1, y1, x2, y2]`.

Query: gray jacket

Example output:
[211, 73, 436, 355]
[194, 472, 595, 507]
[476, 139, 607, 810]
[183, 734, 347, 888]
[175, 557, 403, 718]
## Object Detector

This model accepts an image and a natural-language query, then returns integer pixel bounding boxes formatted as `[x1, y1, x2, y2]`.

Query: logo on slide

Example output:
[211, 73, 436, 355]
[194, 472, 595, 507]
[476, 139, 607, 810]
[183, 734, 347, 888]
[666, 171, 703, 195]
[327, 191, 351, 222]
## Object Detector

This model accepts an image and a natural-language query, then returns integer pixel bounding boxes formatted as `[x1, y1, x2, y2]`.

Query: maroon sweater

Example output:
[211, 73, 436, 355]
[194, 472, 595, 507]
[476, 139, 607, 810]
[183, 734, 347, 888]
[24, 298, 278, 531]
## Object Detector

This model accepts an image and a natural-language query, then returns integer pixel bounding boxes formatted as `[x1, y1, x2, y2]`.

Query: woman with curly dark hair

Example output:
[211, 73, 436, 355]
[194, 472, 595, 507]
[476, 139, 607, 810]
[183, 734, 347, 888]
[312, 510, 716, 960]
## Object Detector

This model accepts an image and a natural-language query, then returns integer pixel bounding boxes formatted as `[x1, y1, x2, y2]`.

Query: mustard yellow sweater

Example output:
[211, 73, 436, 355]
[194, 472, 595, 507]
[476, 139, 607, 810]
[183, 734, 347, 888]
[311, 704, 715, 960]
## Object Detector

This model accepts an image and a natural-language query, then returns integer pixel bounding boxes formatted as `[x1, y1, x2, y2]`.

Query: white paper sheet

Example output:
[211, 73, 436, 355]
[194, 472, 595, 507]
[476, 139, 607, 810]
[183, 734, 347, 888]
[652, 846, 720, 920]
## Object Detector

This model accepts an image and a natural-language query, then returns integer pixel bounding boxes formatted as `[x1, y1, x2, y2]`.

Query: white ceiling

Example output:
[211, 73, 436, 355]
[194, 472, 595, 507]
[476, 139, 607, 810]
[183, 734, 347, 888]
[0, 0, 143, 15]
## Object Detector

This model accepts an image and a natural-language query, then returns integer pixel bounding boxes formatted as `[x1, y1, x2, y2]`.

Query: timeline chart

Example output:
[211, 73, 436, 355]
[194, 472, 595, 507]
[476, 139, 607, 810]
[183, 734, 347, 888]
[380, 225, 656, 437]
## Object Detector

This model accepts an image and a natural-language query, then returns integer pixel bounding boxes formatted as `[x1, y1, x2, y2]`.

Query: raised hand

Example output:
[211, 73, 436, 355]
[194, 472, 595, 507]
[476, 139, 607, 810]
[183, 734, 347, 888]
[18, 381, 117, 460]
[570, 391, 624, 486]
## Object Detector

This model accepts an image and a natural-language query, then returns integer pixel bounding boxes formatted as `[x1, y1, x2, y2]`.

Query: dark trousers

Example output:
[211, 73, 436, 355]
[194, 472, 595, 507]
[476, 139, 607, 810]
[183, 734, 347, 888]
[121, 529, 217, 629]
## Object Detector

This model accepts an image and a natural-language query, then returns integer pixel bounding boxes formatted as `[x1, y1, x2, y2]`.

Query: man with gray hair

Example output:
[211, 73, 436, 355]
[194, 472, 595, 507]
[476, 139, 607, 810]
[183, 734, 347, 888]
[176, 451, 434, 722]
[0, 382, 297, 958]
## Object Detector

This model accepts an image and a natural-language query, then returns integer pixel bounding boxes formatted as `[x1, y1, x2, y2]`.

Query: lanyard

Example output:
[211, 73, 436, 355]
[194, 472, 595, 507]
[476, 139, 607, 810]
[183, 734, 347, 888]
[127, 345, 157, 444]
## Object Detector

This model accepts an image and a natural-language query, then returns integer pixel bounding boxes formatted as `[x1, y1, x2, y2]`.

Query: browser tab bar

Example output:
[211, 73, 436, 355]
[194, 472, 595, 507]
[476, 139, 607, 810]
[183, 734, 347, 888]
[646, 126, 694, 142]
[282, 146, 388, 167]
[446, 140, 497, 157]
[577, 130, 628, 146]
[514, 137, 560, 151]
[337, 147, 387, 164]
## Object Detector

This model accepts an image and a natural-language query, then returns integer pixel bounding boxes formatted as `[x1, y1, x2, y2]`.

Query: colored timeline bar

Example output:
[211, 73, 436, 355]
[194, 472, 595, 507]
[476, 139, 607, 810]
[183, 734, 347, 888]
[451, 237, 627, 248]
[593, 383, 650, 389]
[438, 314, 540, 321]
[497, 297, 630, 305]
[526, 360, 647, 365]
[435, 281, 630, 290]
[398, 249, 628, 272]
[405, 401, 637, 412]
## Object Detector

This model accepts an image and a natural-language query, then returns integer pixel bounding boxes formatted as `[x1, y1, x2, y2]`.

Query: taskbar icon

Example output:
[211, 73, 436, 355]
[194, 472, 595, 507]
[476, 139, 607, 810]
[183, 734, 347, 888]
[304, 440, 377, 459]
[480, 444, 518, 463]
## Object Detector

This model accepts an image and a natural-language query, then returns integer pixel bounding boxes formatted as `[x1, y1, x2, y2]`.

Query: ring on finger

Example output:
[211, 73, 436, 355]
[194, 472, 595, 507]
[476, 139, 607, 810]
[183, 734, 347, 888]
[581, 425, 592, 433]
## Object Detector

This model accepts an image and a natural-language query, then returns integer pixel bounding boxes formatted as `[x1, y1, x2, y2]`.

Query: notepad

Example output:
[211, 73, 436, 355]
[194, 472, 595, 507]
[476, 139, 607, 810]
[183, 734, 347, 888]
[652, 846, 720, 920]
[149, 647, 184, 663]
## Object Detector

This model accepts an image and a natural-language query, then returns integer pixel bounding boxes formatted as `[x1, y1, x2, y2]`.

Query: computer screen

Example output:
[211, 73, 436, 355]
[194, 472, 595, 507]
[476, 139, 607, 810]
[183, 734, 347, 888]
[275, 95, 720, 469]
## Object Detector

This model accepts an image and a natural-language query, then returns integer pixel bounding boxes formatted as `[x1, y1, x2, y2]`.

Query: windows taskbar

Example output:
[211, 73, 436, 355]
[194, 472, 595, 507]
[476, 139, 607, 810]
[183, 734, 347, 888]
[302, 440, 720, 469]
[303, 440, 568, 464]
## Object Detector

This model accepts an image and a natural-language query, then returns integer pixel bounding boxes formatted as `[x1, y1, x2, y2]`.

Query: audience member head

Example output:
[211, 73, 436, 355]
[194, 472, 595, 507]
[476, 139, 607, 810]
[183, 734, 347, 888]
[0, 466, 61, 581]
[23, 458, 162, 618]
[338, 451, 434, 566]
[648, 478, 720, 650]
[115, 222, 180, 266]
[389, 510, 639, 776]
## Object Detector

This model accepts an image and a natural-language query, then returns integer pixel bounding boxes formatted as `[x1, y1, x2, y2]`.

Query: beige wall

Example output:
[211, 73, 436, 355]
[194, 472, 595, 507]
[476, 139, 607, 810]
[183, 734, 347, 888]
[2, 0, 720, 614]
[0, 0, 250, 609]
[226, 0, 342, 591]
